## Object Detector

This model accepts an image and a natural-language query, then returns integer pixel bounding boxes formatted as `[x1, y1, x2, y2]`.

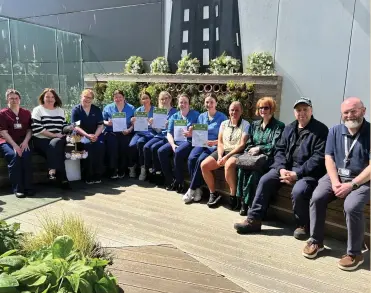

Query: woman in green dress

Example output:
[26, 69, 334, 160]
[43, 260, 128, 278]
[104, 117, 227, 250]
[237, 97, 285, 216]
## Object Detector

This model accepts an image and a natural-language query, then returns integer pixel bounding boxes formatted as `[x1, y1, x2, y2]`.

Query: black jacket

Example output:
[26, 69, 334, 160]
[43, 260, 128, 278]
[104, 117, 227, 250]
[270, 117, 328, 180]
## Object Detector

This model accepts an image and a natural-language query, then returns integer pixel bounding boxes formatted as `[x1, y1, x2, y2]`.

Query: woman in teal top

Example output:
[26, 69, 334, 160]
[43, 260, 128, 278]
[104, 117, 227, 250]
[158, 93, 199, 193]
[128, 91, 155, 179]
[236, 97, 285, 215]
[183, 93, 227, 203]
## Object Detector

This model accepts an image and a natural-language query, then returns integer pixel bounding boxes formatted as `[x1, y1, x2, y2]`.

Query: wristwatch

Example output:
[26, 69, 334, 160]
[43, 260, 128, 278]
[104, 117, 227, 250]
[351, 180, 360, 190]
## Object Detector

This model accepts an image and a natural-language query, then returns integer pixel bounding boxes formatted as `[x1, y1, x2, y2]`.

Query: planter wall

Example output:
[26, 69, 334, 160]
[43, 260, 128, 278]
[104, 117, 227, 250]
[84, 74, 283, 119]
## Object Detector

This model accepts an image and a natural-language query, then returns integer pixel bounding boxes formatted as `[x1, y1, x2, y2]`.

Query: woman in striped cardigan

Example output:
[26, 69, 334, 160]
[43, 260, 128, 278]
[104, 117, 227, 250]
[31, 88, 72, 189]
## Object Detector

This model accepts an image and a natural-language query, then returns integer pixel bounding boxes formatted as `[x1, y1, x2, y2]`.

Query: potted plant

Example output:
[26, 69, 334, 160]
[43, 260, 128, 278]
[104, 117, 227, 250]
[124, 55, 144, 74]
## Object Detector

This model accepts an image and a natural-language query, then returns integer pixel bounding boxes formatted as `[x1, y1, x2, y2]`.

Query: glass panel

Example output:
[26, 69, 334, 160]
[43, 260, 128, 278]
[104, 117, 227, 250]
[10, 20, 58, 109]
[0, 18, 12, 109]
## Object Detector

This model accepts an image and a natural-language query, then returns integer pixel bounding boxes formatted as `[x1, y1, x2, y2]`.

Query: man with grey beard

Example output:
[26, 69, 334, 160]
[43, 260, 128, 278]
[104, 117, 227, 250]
[302, 97, 370, 271]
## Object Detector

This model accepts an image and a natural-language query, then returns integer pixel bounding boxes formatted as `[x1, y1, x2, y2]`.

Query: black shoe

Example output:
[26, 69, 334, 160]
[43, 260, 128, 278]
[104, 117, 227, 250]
[25, 190, 35, 197]
[60, 181, 72, 190]
[239, 201, 247, 216]
[165, 179, 177, 191]
[294, 226, 308, 240]
[229, 196, 240, 211]
[176, 184, 186, 194]
[234, 219, 262, 234]
[207, 192, 222, 207]
[14, 191, 26, 198]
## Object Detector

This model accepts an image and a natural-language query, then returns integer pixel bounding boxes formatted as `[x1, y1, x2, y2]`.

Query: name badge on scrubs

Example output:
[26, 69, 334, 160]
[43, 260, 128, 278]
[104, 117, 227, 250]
[338, 168, 350, 177]
[14, 117, 22, 129]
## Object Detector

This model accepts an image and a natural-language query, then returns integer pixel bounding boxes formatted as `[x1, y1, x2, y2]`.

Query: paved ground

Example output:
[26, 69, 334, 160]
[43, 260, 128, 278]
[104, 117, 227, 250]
[2, 180, 370, 293]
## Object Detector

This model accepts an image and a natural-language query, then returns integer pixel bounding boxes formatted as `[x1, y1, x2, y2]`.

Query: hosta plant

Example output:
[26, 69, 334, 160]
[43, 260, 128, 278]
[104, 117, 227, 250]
[176, 53, 200, 74]
[124, 55, 144, 74]
[209, 52, 241, 74]
[246, 52, 275, 75]
[150, 57, 170, 74]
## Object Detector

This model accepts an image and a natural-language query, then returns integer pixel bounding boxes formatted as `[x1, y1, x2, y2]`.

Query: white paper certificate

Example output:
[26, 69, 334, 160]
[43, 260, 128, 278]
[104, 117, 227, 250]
[174, 120, 187, 142]
[134, 111, 149, 132]
[112, 112, 127, 132]
[192, 124, 208, 147]
[152, 108, 167, 129]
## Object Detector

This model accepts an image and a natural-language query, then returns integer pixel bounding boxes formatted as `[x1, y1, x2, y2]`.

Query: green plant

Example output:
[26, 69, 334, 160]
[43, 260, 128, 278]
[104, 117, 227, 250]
[0, 235, 119, 293]
[104, 81, 142, 108]
[150, 57, 170, 74]
[246, 52, 275, 75]
[226, 81, 236, 91]
[0, 221, 23, 255]
[246, 82, 255, 93]
[144, 83, 168, 101]
[124, 56, 144, 74]
[20, 214, 97, 259]
[176, 53, 200, 74]
[209, 52, 241, 74]
[93, 82, 107, 107]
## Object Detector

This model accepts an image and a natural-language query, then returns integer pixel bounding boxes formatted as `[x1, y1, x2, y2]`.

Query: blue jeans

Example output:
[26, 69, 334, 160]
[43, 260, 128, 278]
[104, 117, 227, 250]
[129, 133, 151, 167]
[188, 146, 215, 190]
[158, 141, 193, 185]
[143, 137, 166, 171]
[0, 143, 33, 193]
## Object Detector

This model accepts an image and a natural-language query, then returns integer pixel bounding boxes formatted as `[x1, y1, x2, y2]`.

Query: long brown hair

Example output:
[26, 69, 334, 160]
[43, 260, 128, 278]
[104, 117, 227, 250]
[38, 88, 63, 108]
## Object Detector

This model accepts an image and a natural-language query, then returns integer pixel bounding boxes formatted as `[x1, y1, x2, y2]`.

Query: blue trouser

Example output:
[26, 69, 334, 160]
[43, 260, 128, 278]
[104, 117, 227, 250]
[129, 133, 152, 167]
[143, 137, 166, 171]
[309, 174, 370, 255]
[0, 142, 33, 193]
[158, 141, 193, 185]
[78, 140, 105, 179]
[105, 132, 132, 174]
[33, 137, 67, 180]
[247, 168, 317, 227]
[188, 146, 215, 190]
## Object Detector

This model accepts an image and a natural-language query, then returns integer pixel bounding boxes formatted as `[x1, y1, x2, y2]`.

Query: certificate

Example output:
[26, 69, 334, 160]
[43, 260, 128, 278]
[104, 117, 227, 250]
[174, 120, 187, 142]
[192, 124, 208, 147]
[112, 113, 127, 132]
[152, 108, 167, 129]
[134, 111, 149, 132]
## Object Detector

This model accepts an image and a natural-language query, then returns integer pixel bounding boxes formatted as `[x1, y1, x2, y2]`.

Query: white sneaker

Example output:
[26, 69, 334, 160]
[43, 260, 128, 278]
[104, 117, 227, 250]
[129, 166, 136, 178]
[139, 166, 147, 181]
[193, 188, 202, 202]
[182, 189, 195, 203]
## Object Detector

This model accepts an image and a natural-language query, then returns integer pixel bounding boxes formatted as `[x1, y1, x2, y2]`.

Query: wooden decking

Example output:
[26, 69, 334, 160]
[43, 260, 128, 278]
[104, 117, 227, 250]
[3, 180, 370, 293]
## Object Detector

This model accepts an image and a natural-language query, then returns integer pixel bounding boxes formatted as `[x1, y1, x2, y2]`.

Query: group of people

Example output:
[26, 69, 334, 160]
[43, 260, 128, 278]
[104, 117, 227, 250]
[0, 87, 369, 272]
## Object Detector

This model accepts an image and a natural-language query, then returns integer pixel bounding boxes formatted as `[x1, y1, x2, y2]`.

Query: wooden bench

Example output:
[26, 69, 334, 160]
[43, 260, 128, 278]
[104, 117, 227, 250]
[210, 168, 370, 245]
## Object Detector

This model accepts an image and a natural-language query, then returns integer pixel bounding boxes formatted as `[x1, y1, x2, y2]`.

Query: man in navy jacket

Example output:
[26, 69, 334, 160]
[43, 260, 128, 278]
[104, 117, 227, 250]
[234, 97, 329, 239]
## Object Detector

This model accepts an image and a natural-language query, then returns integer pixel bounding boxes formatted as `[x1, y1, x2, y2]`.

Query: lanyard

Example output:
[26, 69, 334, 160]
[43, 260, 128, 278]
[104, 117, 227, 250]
[343, 133, 360, 166]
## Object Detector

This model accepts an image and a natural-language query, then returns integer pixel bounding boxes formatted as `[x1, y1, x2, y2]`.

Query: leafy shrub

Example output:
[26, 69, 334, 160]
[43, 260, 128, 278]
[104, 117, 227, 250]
[176, 53, 200, 74]
[104, 81, 141, 108]
[247, 52, 275, 75]
[0, 221, 23, 255]
[0, 235, 118, 293]
[150, 57, 170, 74]
[209, 52, 241, 74]
[124, 56, 144, 74]
[93, 82, 108, 109]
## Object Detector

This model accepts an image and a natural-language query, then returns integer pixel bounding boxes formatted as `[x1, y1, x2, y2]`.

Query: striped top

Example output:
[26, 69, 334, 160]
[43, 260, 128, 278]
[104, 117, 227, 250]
[31, 105, 67, 139]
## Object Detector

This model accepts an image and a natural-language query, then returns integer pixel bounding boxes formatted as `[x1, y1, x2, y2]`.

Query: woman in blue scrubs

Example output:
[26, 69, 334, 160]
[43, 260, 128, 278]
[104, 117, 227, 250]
[71, 89, 105, 184]
[182, 93, 227, 203]
[142, 91, 177, 182]
[158, 94, 199, 193]
[128, 91, 155, 179]
[102, 90, 135, 179]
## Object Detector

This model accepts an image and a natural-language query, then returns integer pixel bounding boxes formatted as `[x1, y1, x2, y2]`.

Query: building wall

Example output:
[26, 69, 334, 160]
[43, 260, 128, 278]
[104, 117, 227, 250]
[237, 0, 369, 126]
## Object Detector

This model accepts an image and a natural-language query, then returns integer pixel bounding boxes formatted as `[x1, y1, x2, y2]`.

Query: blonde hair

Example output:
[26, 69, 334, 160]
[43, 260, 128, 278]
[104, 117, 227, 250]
[255, 97, 276, 116]
[81, 89, 94, 99]
[158, 91, 172, 108]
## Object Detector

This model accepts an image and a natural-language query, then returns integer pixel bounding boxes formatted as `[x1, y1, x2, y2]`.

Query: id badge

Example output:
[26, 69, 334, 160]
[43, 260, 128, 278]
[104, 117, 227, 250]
[338, 168, 350, 177]
[14, 123, 22, 129]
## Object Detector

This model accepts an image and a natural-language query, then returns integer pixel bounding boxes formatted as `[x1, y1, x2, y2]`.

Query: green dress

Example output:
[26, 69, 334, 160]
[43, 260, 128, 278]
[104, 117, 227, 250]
[236, 117, 285, 205]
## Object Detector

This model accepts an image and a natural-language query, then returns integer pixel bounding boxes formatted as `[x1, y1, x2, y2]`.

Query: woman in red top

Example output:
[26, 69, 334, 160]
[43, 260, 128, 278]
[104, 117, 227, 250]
[0, 89, 33, 198]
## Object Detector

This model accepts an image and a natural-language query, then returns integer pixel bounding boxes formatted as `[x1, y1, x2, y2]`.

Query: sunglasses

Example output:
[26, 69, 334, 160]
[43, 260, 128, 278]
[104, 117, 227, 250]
[259, 106, 270, 111]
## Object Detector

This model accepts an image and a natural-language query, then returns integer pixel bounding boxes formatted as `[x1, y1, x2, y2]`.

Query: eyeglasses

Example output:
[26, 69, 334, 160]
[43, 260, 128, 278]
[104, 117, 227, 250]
[259, 106, 270, 111]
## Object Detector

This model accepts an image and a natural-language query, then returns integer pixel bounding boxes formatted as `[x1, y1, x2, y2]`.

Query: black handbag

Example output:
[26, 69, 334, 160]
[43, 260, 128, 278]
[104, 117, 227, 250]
[236, 153, 268, 171]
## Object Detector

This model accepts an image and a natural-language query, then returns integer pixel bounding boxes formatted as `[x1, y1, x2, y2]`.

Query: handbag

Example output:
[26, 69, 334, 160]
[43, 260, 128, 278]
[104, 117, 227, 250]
[236, 153, 268, 171]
